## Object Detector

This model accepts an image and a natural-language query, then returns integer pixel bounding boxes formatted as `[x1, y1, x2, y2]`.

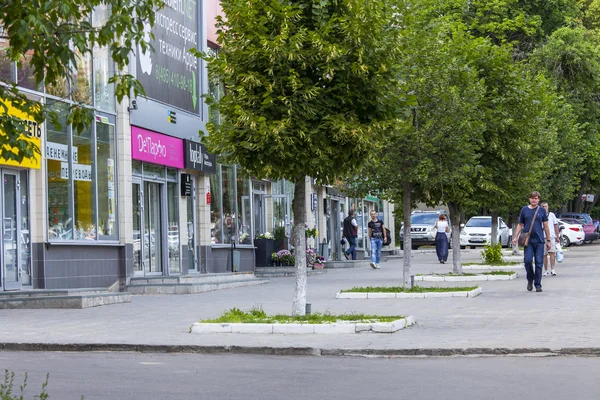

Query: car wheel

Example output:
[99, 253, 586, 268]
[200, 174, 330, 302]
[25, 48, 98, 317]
[506, 236, 512, 247]
[561, 235, 570, 247]
[460, 246, 466, 250]
[400, 242, 404, 250]
[470, 246, 476, 249]
[411, 245, 419, 250]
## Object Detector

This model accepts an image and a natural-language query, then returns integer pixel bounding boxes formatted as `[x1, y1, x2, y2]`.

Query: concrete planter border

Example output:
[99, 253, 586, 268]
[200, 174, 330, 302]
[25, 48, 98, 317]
[336, 287, 482, 299]
[415, 273, 518, 282]
[190, 316, 416, 334]
[462, 264, 521, 270]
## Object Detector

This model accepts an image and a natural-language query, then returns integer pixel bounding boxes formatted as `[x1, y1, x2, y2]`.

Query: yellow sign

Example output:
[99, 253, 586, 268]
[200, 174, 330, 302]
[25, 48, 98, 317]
[0, 100, 42, 169]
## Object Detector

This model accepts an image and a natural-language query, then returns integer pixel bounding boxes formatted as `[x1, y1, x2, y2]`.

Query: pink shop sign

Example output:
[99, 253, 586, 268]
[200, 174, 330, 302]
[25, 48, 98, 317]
[131, 126, 184, 168]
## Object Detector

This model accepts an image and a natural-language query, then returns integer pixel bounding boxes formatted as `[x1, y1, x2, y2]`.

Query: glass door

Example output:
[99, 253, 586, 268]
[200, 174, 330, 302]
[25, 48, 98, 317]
[144, 181, 163, 274]
[132, 181, 143, 275]
[186, 178, 198, 272]
[2, 170, 21, 290]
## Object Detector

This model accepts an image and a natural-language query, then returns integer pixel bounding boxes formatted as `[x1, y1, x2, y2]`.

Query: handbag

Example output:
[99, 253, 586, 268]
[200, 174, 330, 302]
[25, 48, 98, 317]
[517, 206, 540, 247]
[556, 243, 564, 263]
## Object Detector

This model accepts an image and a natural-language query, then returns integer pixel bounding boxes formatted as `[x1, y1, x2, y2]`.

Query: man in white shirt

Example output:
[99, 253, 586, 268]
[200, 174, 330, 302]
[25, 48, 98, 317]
[542, 202, 560, 276]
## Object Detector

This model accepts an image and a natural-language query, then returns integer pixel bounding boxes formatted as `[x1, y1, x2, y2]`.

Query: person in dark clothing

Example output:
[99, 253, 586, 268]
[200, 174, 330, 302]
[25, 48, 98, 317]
[343, 210, 358, 260]
[512, 191, 552, 292]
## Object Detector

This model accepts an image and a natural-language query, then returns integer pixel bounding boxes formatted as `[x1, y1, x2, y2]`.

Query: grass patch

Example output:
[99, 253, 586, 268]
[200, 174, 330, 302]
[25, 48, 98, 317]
[340, 286, 478, 293]
[463, 261, 520, 266]
[417, 272, 477, 276]
[481, 270, 517, 275]
[200, 307, 402, 324]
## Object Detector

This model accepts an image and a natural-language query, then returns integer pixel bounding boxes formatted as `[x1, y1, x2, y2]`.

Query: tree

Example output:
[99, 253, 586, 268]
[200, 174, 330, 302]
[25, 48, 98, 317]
[0, 0, 164, 163]
[202, 0, 408, 314]
[531, 26, 600, 212]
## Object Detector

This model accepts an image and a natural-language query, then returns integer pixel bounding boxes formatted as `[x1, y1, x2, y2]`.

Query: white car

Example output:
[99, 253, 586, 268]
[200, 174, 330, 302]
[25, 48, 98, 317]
[557, 218, 584, 247]
[460, 216, 511, 248]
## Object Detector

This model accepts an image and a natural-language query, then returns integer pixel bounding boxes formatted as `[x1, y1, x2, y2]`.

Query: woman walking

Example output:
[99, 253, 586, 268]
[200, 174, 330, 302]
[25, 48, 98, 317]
[434, 214, 450, 263]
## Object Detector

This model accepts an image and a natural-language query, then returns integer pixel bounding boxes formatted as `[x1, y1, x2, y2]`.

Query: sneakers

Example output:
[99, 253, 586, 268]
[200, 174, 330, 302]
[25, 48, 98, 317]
[370, 262, 377, 269]
[343, 253, 350, 260]
[544, 271, 550, 276]
[551, 270, 557, 276]
[527, 281, 533, 291]
[536, 287, 543, 292]
[376, 264, 381, 269]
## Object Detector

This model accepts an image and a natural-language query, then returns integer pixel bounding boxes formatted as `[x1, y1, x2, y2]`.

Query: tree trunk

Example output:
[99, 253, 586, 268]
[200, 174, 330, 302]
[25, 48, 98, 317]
[490, 211, 499, 246]
[402, 181, 412, 288]
[447, 201, 462, 274]
[291, 178, 308, 316]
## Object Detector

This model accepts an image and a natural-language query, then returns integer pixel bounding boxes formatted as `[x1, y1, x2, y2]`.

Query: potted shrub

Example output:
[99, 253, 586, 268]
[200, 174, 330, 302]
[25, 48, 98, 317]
[313, 255, 325, 270]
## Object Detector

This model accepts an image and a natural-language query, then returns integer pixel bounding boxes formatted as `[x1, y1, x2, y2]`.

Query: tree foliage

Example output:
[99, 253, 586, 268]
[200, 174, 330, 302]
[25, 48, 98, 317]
[203, 0, 408, 314]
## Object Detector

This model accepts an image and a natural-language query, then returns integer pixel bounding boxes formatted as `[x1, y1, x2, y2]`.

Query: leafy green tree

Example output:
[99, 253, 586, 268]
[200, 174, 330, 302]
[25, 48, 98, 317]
[531, 26, 600, 212]
[0, 0, 164, 163]
[202, 0, 408, 314]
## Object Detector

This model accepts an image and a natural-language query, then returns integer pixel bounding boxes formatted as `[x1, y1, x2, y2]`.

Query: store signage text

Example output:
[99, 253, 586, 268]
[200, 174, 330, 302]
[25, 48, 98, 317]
[0, 99, 43, 169]
[183, 139, 216, 174]
[131, 126, 184, 168]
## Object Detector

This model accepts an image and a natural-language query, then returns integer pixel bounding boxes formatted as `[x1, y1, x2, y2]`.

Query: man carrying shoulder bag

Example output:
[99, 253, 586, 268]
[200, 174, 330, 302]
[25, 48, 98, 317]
[512, 191, 552, 293]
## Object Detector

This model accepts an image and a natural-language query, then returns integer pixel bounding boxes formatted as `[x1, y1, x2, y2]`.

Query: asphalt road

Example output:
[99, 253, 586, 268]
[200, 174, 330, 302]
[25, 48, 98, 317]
[1, 351, 599, 400]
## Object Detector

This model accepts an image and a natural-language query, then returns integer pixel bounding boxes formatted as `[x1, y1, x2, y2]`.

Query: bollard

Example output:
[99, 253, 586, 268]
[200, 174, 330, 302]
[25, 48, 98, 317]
[305, 303, 312, 315]
[410, 275, 415, 288]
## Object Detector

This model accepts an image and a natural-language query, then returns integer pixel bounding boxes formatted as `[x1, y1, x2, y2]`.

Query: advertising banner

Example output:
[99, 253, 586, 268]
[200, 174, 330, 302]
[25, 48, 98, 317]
[131, 126, 184, 168]
[136, 0, 199, 114]
[0, 100, 42, 169]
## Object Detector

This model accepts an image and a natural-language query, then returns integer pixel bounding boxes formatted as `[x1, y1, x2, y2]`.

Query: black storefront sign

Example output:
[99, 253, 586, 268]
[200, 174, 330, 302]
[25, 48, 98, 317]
[181, 173, 192, 196]
[184, 139, 216, 174]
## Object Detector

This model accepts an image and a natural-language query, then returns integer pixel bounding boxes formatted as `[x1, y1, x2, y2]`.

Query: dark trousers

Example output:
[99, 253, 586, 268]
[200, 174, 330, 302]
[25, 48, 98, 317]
[524, 240, 545, 288]
[344, 236, 357, 260]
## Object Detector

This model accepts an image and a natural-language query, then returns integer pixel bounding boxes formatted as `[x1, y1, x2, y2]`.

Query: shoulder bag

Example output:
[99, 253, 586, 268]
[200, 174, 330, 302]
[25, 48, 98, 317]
[517, 206, 540, 247]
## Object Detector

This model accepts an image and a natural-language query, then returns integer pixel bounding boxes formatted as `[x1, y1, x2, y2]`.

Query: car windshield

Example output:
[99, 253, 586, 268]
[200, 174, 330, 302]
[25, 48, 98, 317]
[465, 218, 491, 228]
[561, 214, 592, 225]
[410, 214, 440, 225]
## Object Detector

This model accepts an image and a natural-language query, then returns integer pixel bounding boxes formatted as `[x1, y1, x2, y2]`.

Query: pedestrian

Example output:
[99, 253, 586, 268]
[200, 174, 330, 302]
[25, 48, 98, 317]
[434, 214, 450, 264]
[342, 209, 358, 260]
[367, 210, 387, 269]
[512, 191, 552, 292]
[541, 202, 560, 276]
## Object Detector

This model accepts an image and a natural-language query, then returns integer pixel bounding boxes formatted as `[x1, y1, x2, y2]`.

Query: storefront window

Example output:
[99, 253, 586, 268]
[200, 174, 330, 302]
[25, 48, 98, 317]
[0, 50, 11, 84]
[221, 165, 236, 244]
[47, 102, 118, 242]
[17, 53, 41, 91]
[72, 120, 95, 239]
[167, 181, 180, 273]
[96, 119, 116, 238]
[210, 167, 222, 244]
[237, 174, 251, 244]
[72, 50, 93, 105]
[47, 101, 72, 240]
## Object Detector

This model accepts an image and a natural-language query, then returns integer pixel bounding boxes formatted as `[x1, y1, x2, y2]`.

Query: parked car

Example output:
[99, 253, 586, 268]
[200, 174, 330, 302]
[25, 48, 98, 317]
[399, 210, 451, 250]
[557, 218, 584, 247]
[556, 213, 599, 243]
[459, 216, 511, 249]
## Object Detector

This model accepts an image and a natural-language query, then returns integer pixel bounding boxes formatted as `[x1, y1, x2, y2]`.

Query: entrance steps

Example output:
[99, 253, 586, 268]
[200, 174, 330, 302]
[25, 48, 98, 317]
[127, 273, 268, 295]
[0, 288, 131, 309]
[254, 267, 327, 278]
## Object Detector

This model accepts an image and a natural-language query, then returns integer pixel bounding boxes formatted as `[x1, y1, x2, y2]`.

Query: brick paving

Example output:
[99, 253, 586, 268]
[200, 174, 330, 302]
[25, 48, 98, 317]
[1, 244, 599, 354]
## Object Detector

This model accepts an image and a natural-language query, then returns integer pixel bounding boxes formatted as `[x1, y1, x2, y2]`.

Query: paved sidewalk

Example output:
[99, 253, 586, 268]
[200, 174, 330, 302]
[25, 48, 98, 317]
[1, 244, 599, 357]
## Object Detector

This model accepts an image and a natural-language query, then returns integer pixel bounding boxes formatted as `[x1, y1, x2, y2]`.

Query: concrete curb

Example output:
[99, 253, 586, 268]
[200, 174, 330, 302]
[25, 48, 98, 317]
[462, 264, 522, 270]
[336, 288, 482, 299]
[190, 316, 416, 334]
[3, 342, 600, 358]
[415, 273, 518, 282]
